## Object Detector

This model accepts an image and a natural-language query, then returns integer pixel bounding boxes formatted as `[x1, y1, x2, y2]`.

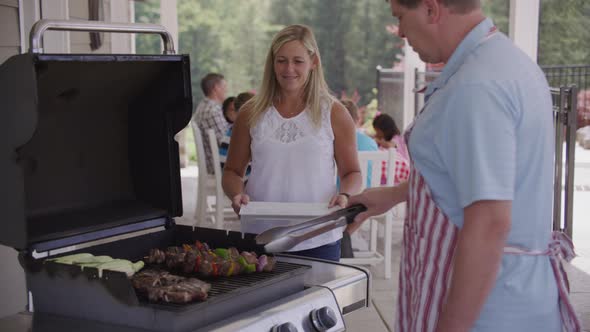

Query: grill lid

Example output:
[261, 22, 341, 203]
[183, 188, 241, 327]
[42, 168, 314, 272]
[0, 48, 193, 250]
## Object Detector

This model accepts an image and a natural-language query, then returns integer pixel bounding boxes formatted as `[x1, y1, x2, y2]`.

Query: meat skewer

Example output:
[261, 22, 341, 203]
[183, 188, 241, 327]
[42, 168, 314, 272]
[143, 241, 277, 278]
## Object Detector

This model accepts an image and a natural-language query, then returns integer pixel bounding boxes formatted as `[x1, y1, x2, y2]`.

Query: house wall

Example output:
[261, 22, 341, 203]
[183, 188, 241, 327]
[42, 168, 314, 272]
[0, 0, 28, 319]
[0, 0, 21, 63]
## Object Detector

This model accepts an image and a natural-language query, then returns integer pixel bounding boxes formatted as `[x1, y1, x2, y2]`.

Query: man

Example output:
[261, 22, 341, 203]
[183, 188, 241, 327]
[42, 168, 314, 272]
[349, 0, 580, 331]
[192, 73, 228, 174]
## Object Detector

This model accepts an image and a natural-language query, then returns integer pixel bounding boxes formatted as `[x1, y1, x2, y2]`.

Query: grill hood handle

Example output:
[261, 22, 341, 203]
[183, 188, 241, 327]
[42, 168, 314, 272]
[29, 19, 175, 54]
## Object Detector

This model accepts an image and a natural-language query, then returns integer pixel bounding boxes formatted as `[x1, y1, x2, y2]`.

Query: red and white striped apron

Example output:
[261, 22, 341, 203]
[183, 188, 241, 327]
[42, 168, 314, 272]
[396, 125, 582, 332]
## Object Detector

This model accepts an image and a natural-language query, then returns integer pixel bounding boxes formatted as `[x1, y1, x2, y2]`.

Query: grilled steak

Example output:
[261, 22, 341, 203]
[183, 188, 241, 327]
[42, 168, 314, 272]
[132, 269, 211, 303]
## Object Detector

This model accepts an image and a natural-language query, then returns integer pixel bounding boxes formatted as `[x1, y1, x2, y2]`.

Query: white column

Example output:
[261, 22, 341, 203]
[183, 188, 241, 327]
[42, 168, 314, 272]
[159, 0, 178, 54]
[509, 0, 540, 62]
[40, 0, 70, 53]
[402, 41, 425, 130]
[109, 0, 134, 53]
[128, 0, 135, 54]
[160, 0, 188, 167]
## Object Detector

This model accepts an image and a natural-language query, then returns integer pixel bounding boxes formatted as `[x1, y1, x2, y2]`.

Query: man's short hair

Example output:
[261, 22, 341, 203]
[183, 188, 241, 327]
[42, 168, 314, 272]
[201, 73, 224, 96]
[341, 99, 359, 123]
[388, 0, 480, 13]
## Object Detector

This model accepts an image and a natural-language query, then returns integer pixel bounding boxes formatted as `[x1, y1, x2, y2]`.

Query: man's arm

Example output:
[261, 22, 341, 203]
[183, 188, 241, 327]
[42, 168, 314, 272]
[346, 182, 408, 233]
[436, 200, 511, 332]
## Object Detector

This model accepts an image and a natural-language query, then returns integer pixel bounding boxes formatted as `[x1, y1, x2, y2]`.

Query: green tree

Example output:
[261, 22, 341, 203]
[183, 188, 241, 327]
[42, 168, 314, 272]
[268, 0, 401, 104]
[134, 0, 160, 54]
[538, 0, 590, 65]
[481, 0, 509, 34]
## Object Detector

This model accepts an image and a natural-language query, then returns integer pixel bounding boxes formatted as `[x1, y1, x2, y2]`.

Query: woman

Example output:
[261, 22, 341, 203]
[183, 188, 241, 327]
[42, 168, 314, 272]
[222, 25, 361, 261]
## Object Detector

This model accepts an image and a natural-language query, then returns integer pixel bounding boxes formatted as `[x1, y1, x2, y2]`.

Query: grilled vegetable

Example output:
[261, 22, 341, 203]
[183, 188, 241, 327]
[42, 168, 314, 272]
[48, 253, 94, 265]
[47, 253, 144, 277]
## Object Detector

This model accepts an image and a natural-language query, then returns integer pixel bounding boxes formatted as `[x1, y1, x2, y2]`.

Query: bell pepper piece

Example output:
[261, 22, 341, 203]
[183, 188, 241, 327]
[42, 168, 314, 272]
[214, 248, 229, 259]
[244, 263, 256, 274]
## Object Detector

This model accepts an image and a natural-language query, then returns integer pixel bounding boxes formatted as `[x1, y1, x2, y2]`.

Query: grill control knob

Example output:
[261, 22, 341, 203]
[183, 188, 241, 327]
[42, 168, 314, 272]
[271, 322, 298, 332]
[309, 306, 337, 331]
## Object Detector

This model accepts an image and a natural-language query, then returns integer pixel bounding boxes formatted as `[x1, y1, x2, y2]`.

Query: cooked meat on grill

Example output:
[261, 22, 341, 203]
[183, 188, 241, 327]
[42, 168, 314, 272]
[165, 247, 186, 269]
[132, 269, 211, 304]
[143, 241, 277, 278]
[145, 248, 166, 264]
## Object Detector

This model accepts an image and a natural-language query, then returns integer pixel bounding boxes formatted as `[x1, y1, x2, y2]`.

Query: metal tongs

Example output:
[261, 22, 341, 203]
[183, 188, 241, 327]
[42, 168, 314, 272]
[255, 204, 367, 253]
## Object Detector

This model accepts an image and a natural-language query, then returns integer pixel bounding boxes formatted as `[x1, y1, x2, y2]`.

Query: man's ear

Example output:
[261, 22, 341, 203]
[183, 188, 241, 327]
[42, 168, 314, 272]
[424, 0, 441, 24]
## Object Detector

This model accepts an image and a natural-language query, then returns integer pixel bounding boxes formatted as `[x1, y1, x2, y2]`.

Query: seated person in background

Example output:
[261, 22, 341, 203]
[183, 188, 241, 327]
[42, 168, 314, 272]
[341, 99, 378, 152]
[222, 96, 236, 124]
[220, 92, 255, 173]
[340, 99, 378, 258]
[192, 73, 228, 174]
[372, 113, 410, 186]
[372, 113, 409, 161]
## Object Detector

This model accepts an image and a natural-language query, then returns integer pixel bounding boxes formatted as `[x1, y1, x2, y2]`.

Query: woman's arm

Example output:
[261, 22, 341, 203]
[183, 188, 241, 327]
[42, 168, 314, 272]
[222, 108, 253, 213]
[330, 101, 362, 208]
[436, 200, 511, 332]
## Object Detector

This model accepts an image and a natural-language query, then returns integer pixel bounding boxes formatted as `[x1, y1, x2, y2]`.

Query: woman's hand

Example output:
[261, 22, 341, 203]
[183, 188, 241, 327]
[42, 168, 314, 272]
[329, 193, 349, 208]
[231, 193, 250, 214]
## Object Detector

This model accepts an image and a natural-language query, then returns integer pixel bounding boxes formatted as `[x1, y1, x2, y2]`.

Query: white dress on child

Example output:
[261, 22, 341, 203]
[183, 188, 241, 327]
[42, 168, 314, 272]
[244, 98, 341, 251]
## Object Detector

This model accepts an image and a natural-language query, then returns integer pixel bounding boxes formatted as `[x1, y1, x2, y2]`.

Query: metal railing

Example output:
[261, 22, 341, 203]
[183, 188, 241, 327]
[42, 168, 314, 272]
[375, 66, 404, 129]
[552, 86, 578, 237]
[407, 65, 590, 126]
[377, 67, 579, 237]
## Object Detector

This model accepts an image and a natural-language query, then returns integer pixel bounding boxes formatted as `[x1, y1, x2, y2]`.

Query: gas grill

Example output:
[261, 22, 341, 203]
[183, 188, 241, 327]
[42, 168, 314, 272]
[0, 20, 369, 332]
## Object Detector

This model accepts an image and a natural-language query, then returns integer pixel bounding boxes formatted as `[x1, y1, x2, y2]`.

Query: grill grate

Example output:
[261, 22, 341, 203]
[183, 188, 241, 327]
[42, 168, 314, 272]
[206, 261, 303, 297]
[138, 261, 310, 310]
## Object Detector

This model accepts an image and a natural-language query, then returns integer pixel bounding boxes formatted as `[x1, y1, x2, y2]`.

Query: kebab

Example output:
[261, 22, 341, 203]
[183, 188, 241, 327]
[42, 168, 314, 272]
[144, 241, 277, 278]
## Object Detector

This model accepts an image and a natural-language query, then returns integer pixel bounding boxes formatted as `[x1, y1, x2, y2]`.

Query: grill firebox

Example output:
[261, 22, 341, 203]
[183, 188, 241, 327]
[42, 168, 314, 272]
[24, 226, 310, 332]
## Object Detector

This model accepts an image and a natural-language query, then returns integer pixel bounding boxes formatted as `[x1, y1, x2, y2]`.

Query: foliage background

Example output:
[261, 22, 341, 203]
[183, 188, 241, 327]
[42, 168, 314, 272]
[136, 0, 589, 106]
[135, 0, 590, 160]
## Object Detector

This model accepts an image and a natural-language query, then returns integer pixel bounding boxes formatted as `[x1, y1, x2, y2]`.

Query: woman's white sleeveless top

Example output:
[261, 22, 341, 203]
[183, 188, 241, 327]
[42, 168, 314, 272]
[244, 99, 341, 251]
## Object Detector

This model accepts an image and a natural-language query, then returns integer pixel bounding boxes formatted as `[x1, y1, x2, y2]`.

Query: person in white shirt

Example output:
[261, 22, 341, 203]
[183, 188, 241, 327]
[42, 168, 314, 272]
[222, 24, 362, 261]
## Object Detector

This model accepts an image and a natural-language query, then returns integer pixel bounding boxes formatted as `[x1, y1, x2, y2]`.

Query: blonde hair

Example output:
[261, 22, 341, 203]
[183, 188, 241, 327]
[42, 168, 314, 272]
[247, 24, 334, 128]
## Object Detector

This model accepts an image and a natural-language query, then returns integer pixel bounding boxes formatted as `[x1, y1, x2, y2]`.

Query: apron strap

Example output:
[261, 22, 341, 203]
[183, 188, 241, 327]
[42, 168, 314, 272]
[503, 231, 581, 331]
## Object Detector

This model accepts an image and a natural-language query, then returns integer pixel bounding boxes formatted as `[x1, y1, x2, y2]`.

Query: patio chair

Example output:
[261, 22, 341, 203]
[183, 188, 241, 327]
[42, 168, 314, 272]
[190, 123, 231, 226]
[340, 148, 405, 279]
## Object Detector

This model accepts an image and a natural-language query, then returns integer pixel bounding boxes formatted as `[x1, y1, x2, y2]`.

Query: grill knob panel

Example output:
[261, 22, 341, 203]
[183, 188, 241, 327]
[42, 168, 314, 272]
[309, 306, 337, 331]
[271, 321, 298, 332]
